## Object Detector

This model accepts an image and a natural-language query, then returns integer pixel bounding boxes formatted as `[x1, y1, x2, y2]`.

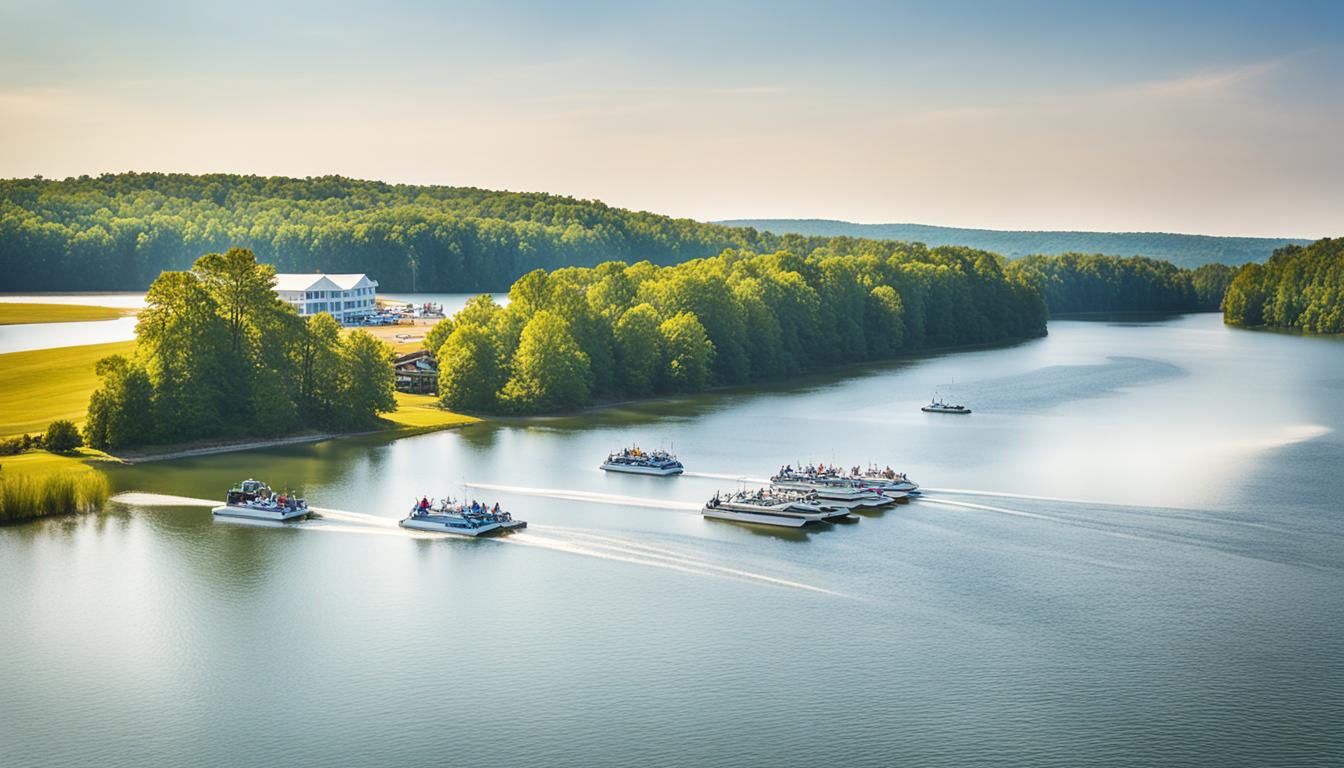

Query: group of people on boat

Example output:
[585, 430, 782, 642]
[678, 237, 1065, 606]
[607, 446, 676, 461]
[777, 463, 845, 479]
[411, 496, 511, 522]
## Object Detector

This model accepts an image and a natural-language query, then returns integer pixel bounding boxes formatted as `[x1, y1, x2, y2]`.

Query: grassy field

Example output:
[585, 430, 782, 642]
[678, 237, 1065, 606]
[0, 340, 135, 437]
[0, 303, 133, 325]
[384, 392, 479, 430]
[0, 339, 469, 439]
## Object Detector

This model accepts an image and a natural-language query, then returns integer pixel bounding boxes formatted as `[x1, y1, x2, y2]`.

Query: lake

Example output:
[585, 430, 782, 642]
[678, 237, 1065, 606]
[1, 313, 1341, 767]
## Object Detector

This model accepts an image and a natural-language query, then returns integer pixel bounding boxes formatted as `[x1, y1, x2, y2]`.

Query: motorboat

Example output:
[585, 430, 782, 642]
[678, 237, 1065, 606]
[601, 446, 684, 476]
[701, 490, 850, 528]
[770, 465, 895, 508]
[922, 396, 971, 414]
[849, 464, 920, 497]
[213, 479, 309, 521]
[400, 498, 505, 536]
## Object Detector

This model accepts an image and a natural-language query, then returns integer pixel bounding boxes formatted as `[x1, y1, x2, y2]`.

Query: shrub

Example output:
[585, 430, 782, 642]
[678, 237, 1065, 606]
[44, 420, 83, 454]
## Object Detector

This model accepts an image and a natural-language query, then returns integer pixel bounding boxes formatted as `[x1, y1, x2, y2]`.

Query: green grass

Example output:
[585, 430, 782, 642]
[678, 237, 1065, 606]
[0, 451, 109, 523]
[0, 303, 133, 325]
[0, 340, 137, 437]
[384, 392, 480, 430]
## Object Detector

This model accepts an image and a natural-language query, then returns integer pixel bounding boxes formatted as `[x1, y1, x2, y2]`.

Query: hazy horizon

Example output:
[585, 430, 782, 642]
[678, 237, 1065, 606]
[3, 1, 1341, 238]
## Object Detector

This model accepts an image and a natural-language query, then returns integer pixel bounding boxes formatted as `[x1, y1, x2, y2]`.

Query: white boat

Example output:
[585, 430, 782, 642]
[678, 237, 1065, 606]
[922, 392, 971, 413]
[849, 464, 920, 497]
[400, 500, 504, 537]
[770, 466, 895, 508]
[601, 446, 684, 476]
[701, 490, 850, 528]
[212, 479, 309, 521]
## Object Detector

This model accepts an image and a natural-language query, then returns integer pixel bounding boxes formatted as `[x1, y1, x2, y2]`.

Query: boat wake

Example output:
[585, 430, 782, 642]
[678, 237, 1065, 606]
[109, 492, 217, 507]
[109, 491, 834, 593]
[681, 471, 770, 484]
[507, 524, 846, 597]
[462, 481, 702, 511]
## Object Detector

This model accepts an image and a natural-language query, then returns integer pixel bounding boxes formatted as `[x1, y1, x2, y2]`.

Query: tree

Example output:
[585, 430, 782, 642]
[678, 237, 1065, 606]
[500, 311, 591, 412]
[136, 271, 229, 440]
[864, 285, 905, 357]
[659, 312, 714, 392]
[293, 312, 344, 422]
[337, 330, 396, 427]
[83, 355, 154, 450]
[437, 324, 504, 411]
[44, 420, 83, 454]
[613, 304, 663, 395]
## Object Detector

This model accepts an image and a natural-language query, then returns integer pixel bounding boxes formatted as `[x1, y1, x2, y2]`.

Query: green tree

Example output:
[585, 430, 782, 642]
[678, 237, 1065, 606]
[337, 330, 396, 427]
[83, 355, 154, 450]
[293, 312, 344, 422]
[44, 419, 83, 454]
[864, 285, 905, 357]
[659, 312, 714, 392]
[136, 271, 229, 440]
[500, 311, 591, 412]
[437, 324, 504, 411]
[613, 303, 663, 395]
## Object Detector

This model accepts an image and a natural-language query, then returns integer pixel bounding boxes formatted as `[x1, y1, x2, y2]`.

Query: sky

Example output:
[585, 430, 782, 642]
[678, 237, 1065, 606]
[1, 0, 1341, 237]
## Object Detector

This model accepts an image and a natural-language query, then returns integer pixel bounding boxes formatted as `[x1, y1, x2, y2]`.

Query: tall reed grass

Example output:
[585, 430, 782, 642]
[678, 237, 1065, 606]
[0, 471, 110, 523]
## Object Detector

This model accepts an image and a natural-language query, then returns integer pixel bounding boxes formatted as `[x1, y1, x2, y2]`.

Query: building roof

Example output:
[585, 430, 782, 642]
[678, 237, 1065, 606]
[273, 273, 377, 292]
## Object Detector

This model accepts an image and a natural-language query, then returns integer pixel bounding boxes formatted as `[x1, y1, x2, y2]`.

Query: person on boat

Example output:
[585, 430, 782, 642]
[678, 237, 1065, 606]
[419, 496, 430, 511]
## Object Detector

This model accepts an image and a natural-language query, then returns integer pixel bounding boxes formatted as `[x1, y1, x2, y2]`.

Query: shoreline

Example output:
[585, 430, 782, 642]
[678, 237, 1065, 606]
[102, 420, 478, 464]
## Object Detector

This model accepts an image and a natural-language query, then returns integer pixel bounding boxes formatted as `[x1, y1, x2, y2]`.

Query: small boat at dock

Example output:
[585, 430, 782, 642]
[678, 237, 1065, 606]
[601, 446, 684, 476]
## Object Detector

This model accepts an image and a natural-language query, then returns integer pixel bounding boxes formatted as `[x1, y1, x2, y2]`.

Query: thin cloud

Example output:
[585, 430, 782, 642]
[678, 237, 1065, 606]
[1119, 60, 1281, 97]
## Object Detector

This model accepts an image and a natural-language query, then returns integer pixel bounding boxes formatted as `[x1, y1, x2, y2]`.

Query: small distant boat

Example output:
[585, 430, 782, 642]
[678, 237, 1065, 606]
[921, 396, 971, 414]
[400, 497, 521, 536]
[213, 479, 309, 521]
[701, 489, 851, 528]
[601, 446, 684, 476]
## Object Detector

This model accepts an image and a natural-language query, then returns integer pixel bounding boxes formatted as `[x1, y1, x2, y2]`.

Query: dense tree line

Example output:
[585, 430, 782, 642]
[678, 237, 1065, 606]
[84, 248, 395, 450]
[1006, 254, 1233, 314]
[428, 244, 1047, 414]
[1222, 238, 1344, 332]
[1, 173, 843, 291]
[723, 219, 1309, 268]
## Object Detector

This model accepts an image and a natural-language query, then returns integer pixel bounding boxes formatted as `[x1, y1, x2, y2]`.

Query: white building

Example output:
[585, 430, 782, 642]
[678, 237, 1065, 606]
[274, 273, 379, 324]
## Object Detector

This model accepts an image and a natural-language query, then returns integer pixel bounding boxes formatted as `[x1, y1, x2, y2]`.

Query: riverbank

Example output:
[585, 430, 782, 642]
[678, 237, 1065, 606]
[108, 392, 479, 463]
[0, 303, 135, 325]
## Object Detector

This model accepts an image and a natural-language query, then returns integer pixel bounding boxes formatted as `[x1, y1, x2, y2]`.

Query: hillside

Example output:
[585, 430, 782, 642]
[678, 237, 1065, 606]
[718, 219, 1310, 269]
[0, 173, 837, 292]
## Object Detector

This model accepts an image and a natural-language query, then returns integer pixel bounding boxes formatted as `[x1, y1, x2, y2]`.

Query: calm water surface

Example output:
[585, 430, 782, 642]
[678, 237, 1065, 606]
[2, 313, 1341, 767]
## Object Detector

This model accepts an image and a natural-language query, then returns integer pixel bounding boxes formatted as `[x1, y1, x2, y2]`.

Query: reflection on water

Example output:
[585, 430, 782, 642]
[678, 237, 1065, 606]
[3, 313, 1344, 767]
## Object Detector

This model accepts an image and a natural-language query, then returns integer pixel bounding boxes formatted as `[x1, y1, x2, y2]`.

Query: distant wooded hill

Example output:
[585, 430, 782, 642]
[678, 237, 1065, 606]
[718, 219, 1311, 269]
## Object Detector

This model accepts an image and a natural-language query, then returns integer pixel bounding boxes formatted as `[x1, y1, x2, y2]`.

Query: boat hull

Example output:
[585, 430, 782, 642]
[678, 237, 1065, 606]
[922, 406, 972, 414]
[600, 463, 683, 476]
[212, 505, 309, 521]
[702, 508, 815, 528]
[399, 518, 504, 536]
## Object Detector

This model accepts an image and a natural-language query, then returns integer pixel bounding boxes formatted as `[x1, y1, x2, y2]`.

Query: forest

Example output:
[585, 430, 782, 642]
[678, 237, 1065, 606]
[723, 219, 1308, 268]
[83, 248, 396, 450]
[0, 173, 837, 291]
[1222, 238, 1344, 333]
[427, 243, 1048, 414]
[1006, 254, 1235, 314]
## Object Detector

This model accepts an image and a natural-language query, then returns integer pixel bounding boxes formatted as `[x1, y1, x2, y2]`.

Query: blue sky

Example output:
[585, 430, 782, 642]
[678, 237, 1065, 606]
[1, 0, 1340, 236]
